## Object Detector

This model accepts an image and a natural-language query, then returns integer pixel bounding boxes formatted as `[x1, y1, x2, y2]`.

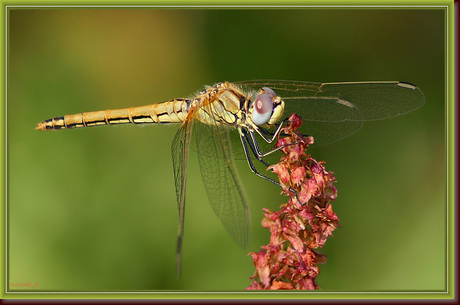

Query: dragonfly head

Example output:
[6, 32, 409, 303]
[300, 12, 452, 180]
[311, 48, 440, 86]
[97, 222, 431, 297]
[251, 87, 285, 126]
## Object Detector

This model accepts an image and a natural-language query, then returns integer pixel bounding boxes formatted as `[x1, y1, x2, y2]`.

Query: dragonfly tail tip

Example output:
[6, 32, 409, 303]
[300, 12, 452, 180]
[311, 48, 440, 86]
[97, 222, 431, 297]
[35, 122, 45, 131]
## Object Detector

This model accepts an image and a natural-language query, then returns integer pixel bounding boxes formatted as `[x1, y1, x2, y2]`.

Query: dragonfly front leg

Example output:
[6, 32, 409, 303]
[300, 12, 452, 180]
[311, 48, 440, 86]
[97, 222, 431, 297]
[238, 128, 281, 187]
[239, 128, 301, 203]
[248, 122, 297, 160]
[253, 118, 286, 144]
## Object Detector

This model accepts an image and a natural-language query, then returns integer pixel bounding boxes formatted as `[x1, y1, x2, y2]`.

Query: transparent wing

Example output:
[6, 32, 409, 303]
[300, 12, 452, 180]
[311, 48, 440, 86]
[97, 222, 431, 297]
[193, 119, 249, 248]
[236, 80, 425, 147]
[171, 117, 194, 277]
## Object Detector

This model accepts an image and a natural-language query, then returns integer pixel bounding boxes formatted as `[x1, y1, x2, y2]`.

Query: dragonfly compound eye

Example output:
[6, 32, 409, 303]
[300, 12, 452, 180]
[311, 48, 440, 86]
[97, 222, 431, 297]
[262, 86, 276, 98]
[252, 93, 274, 125]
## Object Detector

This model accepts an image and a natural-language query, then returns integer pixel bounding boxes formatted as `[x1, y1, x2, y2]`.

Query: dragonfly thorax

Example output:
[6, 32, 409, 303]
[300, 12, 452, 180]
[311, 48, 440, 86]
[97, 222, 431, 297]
[194, 82, 247, 127]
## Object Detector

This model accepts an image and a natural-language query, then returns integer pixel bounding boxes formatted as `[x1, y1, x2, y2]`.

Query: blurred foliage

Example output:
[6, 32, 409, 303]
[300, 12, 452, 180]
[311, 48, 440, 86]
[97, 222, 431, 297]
[7, 8, 446, 292]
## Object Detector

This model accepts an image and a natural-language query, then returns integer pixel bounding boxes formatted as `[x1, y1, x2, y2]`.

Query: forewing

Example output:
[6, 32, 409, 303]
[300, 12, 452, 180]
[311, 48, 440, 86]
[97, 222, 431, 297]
[236, 80, 425, 147]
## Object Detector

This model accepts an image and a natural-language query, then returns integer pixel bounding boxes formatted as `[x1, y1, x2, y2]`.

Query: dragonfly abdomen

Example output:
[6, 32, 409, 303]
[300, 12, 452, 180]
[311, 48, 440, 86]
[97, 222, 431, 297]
[35, 99, 191, 130]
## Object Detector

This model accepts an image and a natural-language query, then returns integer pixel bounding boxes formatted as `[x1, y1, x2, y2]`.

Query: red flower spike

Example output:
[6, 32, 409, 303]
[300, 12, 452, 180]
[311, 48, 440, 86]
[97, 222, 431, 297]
[247, 114, 339, 290]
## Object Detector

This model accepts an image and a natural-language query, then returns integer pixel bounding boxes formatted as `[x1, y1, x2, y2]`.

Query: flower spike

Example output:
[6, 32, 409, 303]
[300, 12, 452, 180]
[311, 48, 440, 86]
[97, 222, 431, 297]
[248, 114, 339, 290]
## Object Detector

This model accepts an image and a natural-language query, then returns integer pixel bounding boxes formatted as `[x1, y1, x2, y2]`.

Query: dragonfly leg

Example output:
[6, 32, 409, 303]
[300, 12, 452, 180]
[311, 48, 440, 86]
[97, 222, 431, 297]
[241, 129, 270, 168]
[239, 129, 281, 187]
[253, 119, 286, 144]
[248, 127, 297, 160]
[239, 128, 301, 203]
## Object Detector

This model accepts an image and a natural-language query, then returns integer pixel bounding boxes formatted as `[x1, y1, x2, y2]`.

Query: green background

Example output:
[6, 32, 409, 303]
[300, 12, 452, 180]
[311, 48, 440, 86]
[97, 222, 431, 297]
[7, 8, 446, 292]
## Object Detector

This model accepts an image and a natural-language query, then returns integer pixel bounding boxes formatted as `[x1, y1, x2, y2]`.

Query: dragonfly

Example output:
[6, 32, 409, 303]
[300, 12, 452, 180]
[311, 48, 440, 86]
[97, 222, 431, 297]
[36, 80, 425, 275]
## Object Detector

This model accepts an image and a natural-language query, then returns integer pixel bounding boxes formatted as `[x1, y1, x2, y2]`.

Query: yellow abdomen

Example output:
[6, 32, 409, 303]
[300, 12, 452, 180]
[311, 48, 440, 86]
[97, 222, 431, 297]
[36, 99, 191, 131]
